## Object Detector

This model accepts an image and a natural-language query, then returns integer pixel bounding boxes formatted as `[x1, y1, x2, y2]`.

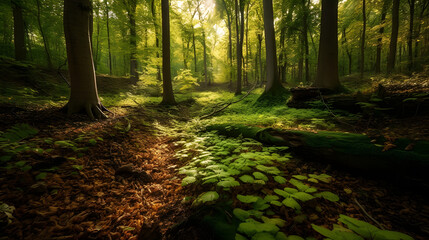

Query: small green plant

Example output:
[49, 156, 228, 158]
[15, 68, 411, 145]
[312, 215, 414, 240]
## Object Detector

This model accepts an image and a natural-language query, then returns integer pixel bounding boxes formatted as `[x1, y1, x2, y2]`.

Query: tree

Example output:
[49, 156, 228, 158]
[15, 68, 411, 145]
[261, 0, 285, 95]
[63, 0, 106, 120]
[124, 0, 139, 82]
[234, 0, 245, 95]
[314, 0, 340, 91]
[105, 0, 113, 75]
[360, 0, 366, 79]
[36, 0, 52, 68]
[387, 0, 399, 74]
[407, 0, 415, 71]
[375, 0, 388, 74]
[12, 0, 26, 61]
[160, 0, 176, 105]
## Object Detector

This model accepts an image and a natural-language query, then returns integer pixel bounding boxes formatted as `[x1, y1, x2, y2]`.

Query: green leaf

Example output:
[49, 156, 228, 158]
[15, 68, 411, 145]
[275, 232, 288, 240]
[338, 215, 380, 239]
[314, 191, 339, 202]
[237, 194, 259, 203]
[274, 189, 290, 198]
[274, 176, 287, 184]
[233, 208, 251, 221]
[88, 139, 97, 145]
[304, 187, 318, 193]
[284, 188, 298, 194]
[237, 221, 279, 237]
[270, 201, 282, 207]
[373, 230, 414, 240]
[35, 172, 47, 181]
[119, 225, 135, 231]
[264, 195, 279, 202]
[240, 175, 255, 183]
[236, 233, 248, 240]
[193, 191, 219, 205]
[261, 216, 286, 227]
[217, 179, 240, 188]
[251, 232, 276, 240]
[291, 192, 315, 202]
[256, 165, 281, 175]
[289, 179, 310, 192]
[182, 176, 197, 186]
[253, 172, 268, 181]
[282, 198, 301, 210]
[293, 175, 307, 180]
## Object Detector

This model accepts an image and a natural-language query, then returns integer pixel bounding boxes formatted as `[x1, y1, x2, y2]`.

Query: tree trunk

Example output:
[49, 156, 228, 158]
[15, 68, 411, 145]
[105, 0, 112, 75]
[375, 0, 388, 74]
[202, 30, 208, 86]
[151, 0, 162, 81]
[258, 33, 263, 86]
[387, 0, 400, 74]
[234, 0, 243, 95]
[302, 0, 310, 84]
[414, 2, 429, 58]
[36, 0, 52, 68]
[279, 27, 286, 83]
[314, 0, 340, 91]
[407, 0, 415, 72]
[262, 0, 285, 95]
[12, 0, 26, 61]
[244, 3, 249, 87]
[161, 0, 176, 105]
[64, 0, 106, 120]
[360, 0, 366, 79]
[94, 0, 101, 71]
[128, 0, 139, 82]
[192, 27, 197, 73]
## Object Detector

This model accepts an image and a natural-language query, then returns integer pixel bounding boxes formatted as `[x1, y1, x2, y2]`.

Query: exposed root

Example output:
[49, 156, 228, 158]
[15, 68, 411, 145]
[63, 102, 109, 120]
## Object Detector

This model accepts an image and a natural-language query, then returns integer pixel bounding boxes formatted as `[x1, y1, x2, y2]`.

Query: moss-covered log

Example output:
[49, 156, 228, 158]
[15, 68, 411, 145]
[205, 124, 429, 181]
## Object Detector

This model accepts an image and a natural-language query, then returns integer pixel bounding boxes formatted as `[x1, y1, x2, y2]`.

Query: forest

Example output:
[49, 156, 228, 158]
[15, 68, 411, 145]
[0, 0, 429, 239]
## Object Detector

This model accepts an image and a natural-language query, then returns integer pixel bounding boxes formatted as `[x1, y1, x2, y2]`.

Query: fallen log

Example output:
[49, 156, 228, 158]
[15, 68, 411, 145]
[205, 124, 429, 182]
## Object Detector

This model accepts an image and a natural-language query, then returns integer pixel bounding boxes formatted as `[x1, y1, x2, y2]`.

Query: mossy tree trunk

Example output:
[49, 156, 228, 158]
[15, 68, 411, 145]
[12, 0, 26, 61]
[63, 0, 106, 120]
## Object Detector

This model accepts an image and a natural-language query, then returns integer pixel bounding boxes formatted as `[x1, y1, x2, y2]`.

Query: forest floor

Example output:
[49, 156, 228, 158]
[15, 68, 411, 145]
[1, 59, 429, 240]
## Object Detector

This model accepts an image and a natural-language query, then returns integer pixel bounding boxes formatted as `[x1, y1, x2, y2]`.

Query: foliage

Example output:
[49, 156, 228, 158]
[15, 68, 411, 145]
[312, 215, 414, 240]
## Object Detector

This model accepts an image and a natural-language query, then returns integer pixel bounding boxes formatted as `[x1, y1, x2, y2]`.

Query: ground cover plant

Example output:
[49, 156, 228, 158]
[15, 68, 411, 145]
[1, 0, 429, 239]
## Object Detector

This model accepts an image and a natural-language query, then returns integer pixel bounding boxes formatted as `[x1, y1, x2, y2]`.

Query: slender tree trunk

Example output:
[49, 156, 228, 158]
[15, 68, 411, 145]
[105, 1, 112, 75]
[12, 0, 26, 61]
[234, 0, 243, 95]
[387, 0, 400, 74]
[151, 0, 162, 81]
[202, 30, 208, 86]
[279, 27, 286, 83]
[360, 0, 366, 79]
[302, 0, 310, 83]
[36, 0, 52, 68]
[258, 33, 263, 86]
[414, 2, 429, 58]
[314, 0, 340, 90]
[161, 0, 176, 105]
[407, 0, 415, 72]
[64, 0, 106, 120]
[225, 4, 233, 88]
[128, 0, 138, 82]
[244, 3, 249, 87]
[192, 27, 197, 73]
[375, 0, 388, 73]
[262, 0, 284, 94]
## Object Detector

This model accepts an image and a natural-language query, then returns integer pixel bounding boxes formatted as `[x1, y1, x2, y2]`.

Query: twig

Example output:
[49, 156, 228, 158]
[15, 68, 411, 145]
[200, 83, 257, 119]
[354, 198, 385, 230]
[57, 58, 70, 87]
[318, 89, 357, 132]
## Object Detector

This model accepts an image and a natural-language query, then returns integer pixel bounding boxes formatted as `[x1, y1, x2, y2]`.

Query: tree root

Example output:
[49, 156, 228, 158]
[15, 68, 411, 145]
[62, 102, 110, 120]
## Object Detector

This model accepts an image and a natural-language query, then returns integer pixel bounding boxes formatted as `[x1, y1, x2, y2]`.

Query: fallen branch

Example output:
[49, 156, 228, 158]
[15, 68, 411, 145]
[200, 84, 257, 119]
[57, 58, 70, 87]
[354, 198, 385, 230]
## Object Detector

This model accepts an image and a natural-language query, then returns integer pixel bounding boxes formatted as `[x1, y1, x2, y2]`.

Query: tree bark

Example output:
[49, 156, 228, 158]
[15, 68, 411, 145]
[151, 0, 162, 81]
[360, 0, 366, 79]
[234, 0, 244, 95]
[105, 0, 112, 75]
[314, 0, 340, 91]
[258, 33, 263, 86]
[387, 0, 399, 74]
[12, 0, 26, 61]
[128, 0, 139, 82]
[161, 0, 176, 105]
[407, 0, 415, 72]
[375, 0, 388, 74]
[302, 0, 310, 83]
[262, 0, 285, 95]
[64, 0, 106, 120]
[221, 0, 233, 88]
